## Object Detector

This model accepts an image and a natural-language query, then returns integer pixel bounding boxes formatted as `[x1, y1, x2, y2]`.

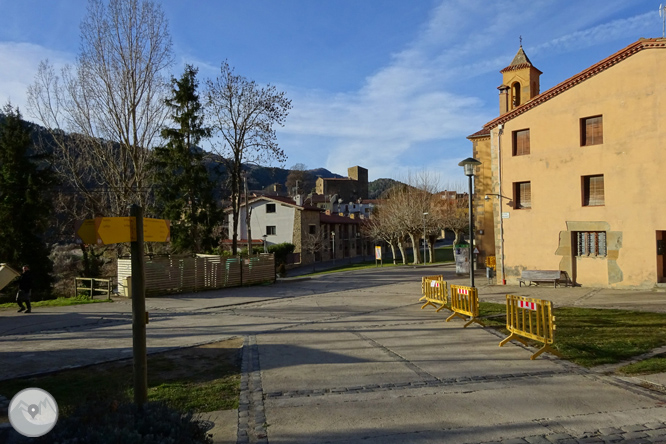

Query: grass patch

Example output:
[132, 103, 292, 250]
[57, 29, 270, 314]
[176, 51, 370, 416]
[617, 353, 666, 375]
[477, 302, 666, 368]
[0, 294, 112, 310]
[0, 338, 242, 422]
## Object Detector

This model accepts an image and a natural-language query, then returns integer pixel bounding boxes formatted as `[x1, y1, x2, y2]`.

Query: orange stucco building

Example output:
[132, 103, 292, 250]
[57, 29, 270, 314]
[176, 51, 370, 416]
[469, 38, 666, 289]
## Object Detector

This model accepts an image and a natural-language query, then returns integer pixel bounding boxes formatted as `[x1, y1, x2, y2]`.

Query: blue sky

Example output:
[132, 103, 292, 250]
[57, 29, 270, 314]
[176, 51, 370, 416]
[0, 0, 662, 183]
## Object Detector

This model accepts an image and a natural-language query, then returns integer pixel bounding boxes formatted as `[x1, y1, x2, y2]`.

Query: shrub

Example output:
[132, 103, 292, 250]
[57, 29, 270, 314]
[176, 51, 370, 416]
[31, 400, 212, 444]
[268, 242, 295, 265]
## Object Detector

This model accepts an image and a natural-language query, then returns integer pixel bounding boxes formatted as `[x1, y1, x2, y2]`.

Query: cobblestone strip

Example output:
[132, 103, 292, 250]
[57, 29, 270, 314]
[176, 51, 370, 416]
[237, 335, 268, 444]
[264, 370, 570, 400]
[478, 420, 666, 444]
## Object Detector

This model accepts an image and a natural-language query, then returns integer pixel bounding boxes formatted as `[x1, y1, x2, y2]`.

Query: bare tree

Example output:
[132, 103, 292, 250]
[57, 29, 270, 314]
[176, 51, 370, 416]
[28, 0, 173, 217]
[285, 163, 314, 196]
[206, 61, 291, 255]
[433, 192, 468, 246]
[301, 231, 328, 272]
[362, 206, 405, 265]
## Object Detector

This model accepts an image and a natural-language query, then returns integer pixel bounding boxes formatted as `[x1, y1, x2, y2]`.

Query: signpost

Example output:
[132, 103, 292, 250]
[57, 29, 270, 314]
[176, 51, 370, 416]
[75, 217, 170, 245]
[375, 246, 383, 267]
[74, 209, 170, 407]
[74, 219, 97, 245]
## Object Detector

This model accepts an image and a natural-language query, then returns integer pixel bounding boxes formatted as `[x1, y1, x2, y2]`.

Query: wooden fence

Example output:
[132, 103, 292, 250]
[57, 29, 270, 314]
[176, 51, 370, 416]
[75, 277, 112, 300]
[118, 254, 275, 297]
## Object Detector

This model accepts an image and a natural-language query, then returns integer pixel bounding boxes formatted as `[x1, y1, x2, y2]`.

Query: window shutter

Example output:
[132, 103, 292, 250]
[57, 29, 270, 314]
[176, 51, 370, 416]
[584, 116, 603, 145]
[515, 129, 530, 155]
[588, 175, 604, 206]
[519, 182, 531, 208]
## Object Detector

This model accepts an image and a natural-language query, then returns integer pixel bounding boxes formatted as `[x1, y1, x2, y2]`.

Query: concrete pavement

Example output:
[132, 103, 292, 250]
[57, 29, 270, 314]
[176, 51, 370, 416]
[2, 264, 666, 443]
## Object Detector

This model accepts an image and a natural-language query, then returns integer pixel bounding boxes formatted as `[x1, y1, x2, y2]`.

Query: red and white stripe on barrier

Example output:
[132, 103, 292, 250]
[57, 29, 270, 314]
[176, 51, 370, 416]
[518, 300, 537, 311]
[430, 281, 440, 288]
[457, 288, 469, 295]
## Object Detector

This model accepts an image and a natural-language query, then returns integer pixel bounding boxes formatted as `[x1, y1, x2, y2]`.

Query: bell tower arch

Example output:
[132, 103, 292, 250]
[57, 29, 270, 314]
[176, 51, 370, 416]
[498, 45, 542, 115]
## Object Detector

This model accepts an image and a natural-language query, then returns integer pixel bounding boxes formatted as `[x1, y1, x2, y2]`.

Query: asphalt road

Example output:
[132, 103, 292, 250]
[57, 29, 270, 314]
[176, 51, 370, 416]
[2, 265, 666, 443]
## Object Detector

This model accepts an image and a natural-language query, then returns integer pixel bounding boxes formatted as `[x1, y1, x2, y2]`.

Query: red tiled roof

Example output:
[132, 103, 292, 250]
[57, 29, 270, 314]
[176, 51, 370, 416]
[483, 38, 666, 131]
[467, 128, 491, 139]
[224, 194, 321, 212]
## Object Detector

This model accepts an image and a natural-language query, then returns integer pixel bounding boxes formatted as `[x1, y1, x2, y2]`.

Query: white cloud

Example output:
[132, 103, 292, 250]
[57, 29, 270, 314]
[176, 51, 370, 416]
[279, 0, 655, 181]
[0, 42, 72, 115]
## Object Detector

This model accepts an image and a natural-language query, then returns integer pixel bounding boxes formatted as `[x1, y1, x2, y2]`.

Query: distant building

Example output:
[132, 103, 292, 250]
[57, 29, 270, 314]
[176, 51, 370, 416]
[468, 38, 666, 288]
[315, 166, 368, 202]
[223, 194, 371, 265]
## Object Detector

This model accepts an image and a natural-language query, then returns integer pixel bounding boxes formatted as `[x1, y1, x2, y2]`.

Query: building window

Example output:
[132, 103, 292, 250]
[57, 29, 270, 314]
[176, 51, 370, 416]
[309, 224, 316, 234]
[582, 175, 604, 206]
[581, 115, 603, 146]
[266, 226, 276, 235]
[266, 203, 276, 213]
[512, 129, 530, 156]
[513, 181, 531, 209]
[576, 231, 607, 257]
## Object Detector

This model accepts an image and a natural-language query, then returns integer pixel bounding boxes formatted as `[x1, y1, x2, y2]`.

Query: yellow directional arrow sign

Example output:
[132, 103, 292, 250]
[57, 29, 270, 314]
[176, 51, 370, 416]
[143, 218, 171, 243]
[95, 217, 133, 245]
[83, 217, 171, 245]
[75, 219, 97, 244]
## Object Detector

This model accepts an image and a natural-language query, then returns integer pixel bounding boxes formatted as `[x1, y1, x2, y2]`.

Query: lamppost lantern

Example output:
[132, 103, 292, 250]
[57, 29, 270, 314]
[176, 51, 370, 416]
[459, 157, 482, 288]
[458, 157, 482, 177]
[262, 234, 268, 253]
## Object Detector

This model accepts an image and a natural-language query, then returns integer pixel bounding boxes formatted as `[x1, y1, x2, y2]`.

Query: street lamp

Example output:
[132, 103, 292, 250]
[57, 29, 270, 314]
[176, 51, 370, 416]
[459, 157, 482, 288]
[331, 231, 336, 266]
[262, 234, 268, 253]
[423, 212, 429, 264]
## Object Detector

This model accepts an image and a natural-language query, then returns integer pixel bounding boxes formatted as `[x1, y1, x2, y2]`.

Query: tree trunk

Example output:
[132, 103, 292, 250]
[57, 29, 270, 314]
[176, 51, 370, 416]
[388, 242, 397, 265]
[428, 235, 435, 263]
[408, 232, 420, 264]
[397, 240, 408, 265]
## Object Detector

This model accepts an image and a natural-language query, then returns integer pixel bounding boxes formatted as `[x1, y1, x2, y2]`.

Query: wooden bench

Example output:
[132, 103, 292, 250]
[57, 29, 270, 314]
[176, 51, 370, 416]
[519, 270, 570, 288]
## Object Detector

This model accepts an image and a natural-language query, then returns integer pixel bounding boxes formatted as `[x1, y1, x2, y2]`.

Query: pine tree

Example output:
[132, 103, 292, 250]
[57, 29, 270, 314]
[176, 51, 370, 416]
[0, 104, 54, 295]
[152, 65, 220, 253]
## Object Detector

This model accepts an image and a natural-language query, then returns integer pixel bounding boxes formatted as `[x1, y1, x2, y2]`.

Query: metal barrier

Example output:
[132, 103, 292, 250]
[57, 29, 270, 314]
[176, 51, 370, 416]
[420, 275, 443, 301]
[446, 285, 484, 328]
[75, 278, 112, 300]
[420, 278, 448, 312]
[485, 256, 496, 270]
[499, 294, 556, 360]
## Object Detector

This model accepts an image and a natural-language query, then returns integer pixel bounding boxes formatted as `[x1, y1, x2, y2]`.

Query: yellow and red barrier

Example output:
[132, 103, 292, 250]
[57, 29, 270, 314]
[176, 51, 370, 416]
[420, 275, 444, 301]
[499, 294, 556, 360]
[446, 285, 484, 328]
[420, 278, 448, 312]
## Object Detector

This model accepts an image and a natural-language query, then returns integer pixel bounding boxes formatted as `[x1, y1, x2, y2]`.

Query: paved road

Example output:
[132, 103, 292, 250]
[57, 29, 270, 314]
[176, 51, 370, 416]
[2, 265, 666, 443]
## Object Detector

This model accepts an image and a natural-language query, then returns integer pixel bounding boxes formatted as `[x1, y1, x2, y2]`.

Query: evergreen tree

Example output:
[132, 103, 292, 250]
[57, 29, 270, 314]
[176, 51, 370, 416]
[152, 65, 220, 253]
[0, 104, 54, 295]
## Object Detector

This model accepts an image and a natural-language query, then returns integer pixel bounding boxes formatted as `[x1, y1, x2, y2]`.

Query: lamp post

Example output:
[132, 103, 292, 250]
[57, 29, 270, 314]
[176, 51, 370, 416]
[262, 234, 268, 253]
[423, 212, 428, 264]
[459, 157, 482, 288]
[331, 231, 336, 266]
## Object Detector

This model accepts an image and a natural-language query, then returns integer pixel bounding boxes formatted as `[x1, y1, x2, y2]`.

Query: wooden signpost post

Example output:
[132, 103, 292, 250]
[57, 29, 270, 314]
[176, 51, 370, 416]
[75, 207, 170, 407]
